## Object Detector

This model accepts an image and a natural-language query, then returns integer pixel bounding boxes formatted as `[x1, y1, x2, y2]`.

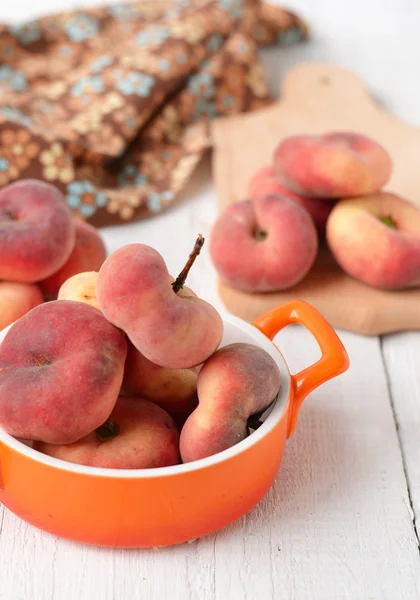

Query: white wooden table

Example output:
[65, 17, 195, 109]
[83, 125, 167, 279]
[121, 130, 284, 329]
[1, 1, 420, 598]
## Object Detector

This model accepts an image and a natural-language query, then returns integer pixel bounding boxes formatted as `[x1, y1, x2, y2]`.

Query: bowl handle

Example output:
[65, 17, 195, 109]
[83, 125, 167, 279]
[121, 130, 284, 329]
[253, 300, 349, 437]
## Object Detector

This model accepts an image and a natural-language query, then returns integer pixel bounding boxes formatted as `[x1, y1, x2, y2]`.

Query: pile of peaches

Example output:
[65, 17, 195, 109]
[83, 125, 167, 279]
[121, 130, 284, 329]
[210, 131, 420, 291]
[0, 180, 281, 469]
[0, 179, 107, 332]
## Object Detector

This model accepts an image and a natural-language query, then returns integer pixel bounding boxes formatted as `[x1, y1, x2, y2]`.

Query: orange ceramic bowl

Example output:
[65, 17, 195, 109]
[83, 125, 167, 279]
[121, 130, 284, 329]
[0, 300, 349, 548]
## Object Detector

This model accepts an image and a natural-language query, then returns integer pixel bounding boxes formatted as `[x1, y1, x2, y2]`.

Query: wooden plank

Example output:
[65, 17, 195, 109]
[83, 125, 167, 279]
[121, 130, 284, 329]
[210, 327, 420, 599]
[1, 327, 419, 599]
[0, 512, 217, 600]
[382, 332, 420, 545]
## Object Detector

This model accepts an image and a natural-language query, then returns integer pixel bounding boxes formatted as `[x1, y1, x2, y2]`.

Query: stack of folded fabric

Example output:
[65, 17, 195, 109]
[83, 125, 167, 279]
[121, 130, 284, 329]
[0, 0, 307, 225]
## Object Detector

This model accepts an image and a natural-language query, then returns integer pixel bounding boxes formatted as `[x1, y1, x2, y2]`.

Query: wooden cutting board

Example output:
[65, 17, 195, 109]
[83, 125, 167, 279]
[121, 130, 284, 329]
[211, 62, 420, 336]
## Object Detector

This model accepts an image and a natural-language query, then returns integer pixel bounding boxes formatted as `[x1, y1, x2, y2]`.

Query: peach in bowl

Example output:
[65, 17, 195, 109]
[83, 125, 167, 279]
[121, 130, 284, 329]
[0, 300, 349, 548]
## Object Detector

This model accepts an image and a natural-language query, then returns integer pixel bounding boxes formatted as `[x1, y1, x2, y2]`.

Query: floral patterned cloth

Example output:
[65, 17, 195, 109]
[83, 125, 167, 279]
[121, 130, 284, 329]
[0, 0, 307, 225]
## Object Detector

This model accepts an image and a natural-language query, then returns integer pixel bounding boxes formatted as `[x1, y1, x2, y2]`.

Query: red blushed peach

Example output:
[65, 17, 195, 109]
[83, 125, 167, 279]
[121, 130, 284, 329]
[40, 220, 106, 300]
[122, 342, 198, 429]
[248, 166, 334, 233]
[0, 281, 43, 331]
[326, 193, 420, 289]
[180, 343, 281, 463]
[273, 132, 392, 198]
[96, 243, 223, 369]
[209, 195, 318, 292]
[0, 300, 127, 444]
[34, 397, 180, 469]
[0, 180, 75, 283]
[58, 271, 100, 311]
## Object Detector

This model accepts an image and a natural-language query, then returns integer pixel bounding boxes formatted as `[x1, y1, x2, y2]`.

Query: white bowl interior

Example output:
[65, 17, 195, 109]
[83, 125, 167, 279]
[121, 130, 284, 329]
[0, 315, 290, 478]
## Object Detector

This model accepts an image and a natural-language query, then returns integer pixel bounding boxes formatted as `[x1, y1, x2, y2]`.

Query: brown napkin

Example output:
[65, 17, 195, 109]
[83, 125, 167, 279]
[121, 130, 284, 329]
[0, 0, 307, 225]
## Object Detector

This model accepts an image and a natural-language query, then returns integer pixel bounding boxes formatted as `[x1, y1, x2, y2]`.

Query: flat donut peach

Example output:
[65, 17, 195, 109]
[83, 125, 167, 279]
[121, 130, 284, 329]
[34, 397, 180, 470]
[0, 300, 127, 444]
[210, 195, 318, 292]
[326, 192, 420, 289]
[0, 180, 75, 283]
[96, 243, 223, 369]
[180, 342, 281, 463]
[273, 132, 392, 198]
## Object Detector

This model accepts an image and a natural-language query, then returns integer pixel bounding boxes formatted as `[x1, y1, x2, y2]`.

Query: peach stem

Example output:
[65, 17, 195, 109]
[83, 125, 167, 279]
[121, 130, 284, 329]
[379, 215, 397, 228]
[172, 234, 205, 294]
[253, 229, 268, 241]
[95, 417, 120, 442]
